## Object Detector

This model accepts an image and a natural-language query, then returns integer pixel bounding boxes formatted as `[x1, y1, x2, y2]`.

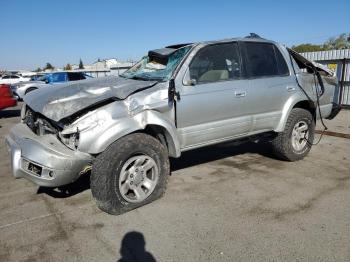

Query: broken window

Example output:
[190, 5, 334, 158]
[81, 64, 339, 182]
[121, 45, 192, 82]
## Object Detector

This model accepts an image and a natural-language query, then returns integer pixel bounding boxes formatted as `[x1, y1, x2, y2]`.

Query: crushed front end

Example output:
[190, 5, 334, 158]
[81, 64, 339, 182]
[5, 104, 92, 187]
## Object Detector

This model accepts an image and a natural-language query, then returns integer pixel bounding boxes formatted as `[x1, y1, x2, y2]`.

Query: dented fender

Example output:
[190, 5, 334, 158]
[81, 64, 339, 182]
[63, 87, 181, 157]
[85, 109, 180, 157]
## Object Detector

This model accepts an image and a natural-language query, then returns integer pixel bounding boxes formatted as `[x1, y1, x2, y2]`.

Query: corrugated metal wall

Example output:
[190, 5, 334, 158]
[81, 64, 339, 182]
[301, 49, 350, 61]
[301, 49, 350, 106]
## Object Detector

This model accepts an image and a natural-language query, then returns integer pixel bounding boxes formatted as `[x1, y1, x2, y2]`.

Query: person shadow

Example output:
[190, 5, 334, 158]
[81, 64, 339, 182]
[117, 231, 156, 262]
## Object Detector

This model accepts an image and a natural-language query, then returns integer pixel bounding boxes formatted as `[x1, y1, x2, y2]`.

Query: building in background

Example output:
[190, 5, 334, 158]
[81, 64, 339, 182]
[82, 58, 134, 77]
[1, 58, 134, 78]
[301, 49, 350, 106]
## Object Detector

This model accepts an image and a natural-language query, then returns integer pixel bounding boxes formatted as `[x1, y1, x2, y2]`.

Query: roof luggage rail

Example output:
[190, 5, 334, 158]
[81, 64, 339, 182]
[245, 33, 263, 39]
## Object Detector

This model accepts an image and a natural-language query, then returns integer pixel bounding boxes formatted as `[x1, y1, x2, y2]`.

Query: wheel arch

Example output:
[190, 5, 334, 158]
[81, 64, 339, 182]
[24, 86, 38, 95]
[87, 110, 181, 158]
[275, 95, 316, 132]
[141, 124, 179, 158]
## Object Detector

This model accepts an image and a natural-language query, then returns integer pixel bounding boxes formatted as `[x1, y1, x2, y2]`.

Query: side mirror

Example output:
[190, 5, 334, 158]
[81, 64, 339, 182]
[168, 79, 180, 103]
[185, 79, 197, 86]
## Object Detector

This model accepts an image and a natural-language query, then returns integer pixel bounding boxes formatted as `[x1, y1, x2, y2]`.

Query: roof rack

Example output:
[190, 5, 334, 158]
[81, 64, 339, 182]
[245, 33, 262, 39]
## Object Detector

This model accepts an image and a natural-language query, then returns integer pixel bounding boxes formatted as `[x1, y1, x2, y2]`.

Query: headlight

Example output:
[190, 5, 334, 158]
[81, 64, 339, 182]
[59, 131, 80, 150]
[15, 83, 25, 89]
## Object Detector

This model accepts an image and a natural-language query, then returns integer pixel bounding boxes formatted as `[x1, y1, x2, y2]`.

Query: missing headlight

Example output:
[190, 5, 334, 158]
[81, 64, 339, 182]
[59, 128, 80, 150]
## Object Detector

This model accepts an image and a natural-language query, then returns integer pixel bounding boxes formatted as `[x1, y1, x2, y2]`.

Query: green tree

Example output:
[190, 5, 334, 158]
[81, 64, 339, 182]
[64, 63, 72, 70]
[79, 59, 84, 69]
[323, 33, 350, 50]
[292, 43, 325, 53]
[292, 33, 350, 53]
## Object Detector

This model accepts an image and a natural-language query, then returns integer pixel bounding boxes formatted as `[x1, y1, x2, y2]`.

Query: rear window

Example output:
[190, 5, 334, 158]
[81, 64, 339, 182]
[244, 42, 289, 77]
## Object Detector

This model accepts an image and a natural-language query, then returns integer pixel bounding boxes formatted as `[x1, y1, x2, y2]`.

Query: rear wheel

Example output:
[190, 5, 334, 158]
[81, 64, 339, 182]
[91, 133, 170, 215]
[271, 108, 315, 161]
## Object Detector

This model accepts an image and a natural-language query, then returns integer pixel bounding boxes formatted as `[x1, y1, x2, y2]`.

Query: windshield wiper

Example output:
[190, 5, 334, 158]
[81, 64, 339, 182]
[129, 75, 149, 81]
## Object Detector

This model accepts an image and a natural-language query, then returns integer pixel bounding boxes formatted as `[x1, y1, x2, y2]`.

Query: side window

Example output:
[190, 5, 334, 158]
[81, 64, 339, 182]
[2, 75, 10, 79]
[51, 73, 67, 82]
[68, 73, 86, 81]
[274, 46, 289, 75]
[189, 43, 242, 84]
[11, 75, 20, 79]
[244, 42, 279, 77]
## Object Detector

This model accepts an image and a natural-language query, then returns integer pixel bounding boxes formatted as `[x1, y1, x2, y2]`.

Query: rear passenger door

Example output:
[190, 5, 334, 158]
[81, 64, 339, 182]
[176, 42, 251, 149]
[241, 42, 293, 132]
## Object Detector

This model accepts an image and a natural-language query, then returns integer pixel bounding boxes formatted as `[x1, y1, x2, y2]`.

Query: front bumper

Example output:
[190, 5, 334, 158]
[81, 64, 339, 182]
[5, 123, 92, 187]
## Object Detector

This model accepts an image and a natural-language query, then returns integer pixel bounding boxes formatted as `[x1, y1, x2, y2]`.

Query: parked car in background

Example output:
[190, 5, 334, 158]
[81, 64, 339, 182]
[11, 71, 91, 99]
[5, 35, 341, 215]
[29, 74, 46, 81]
[0, 74, 30, 85]
[0, 84, 17, 110]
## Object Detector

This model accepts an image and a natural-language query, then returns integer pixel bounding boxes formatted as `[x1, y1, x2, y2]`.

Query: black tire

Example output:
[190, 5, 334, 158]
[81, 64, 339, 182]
[25, 87, 37, 95]
[91, 133, 170, 215]
[271, 108, 315, 161]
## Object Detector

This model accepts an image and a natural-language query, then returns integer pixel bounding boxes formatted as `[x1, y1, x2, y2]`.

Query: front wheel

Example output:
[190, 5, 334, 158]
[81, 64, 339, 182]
[271, 108, 315, 161]
[90, 133, 170, 215]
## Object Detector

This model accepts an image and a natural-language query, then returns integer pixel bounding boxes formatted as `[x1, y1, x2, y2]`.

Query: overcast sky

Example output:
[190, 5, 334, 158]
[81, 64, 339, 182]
[1, 0, 349, 70]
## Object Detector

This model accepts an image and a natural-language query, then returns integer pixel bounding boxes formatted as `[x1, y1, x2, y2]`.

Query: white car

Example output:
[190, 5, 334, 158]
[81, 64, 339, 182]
[0, 75, 31, 85]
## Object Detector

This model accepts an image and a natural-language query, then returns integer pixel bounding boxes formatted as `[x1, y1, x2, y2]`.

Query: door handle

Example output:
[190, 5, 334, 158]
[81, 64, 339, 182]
[287, 86, 296, 92]
[235, 91, 246, 98]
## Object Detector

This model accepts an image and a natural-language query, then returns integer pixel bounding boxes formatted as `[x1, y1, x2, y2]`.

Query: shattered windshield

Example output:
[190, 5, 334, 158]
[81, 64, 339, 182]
[121, 45, 192, 81]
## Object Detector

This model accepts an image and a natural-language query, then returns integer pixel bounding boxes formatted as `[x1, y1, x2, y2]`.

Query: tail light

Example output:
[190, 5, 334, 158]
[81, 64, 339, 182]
[0, 84, 14, 97]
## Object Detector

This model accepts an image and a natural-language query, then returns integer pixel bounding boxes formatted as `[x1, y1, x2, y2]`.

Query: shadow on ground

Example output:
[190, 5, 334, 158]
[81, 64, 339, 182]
[37, 172, 91, 198]
[170, 141, 276, 172]
[117, 231, 156, 262]
[38, 141, 277, 199]
[0, 109, 20, 119]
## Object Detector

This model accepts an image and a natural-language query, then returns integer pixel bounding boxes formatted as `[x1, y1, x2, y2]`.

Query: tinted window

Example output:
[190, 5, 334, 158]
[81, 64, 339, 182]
[68, 72, 86, 81]
[189, 43, 242, 83]
[2, 75, 10, 79]
[274, 47, 289, 75]
[244, 42, 287, 77]
[11, 75, 20, 79]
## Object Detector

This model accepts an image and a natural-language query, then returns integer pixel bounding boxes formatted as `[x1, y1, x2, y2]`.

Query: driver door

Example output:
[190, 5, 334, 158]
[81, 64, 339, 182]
[176, 42, 251, 149]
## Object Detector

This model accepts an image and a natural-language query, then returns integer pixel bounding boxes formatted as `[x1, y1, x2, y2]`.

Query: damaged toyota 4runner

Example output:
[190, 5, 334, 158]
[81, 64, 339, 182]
[6, 35, 341, 215]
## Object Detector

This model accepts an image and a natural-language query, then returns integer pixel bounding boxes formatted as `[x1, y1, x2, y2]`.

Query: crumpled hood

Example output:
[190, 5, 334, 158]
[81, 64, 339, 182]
[23, 76, 157, 122]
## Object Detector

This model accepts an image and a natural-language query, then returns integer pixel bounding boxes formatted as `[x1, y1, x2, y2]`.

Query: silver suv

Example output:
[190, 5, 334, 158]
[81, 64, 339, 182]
[6, 35, 341, 215]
